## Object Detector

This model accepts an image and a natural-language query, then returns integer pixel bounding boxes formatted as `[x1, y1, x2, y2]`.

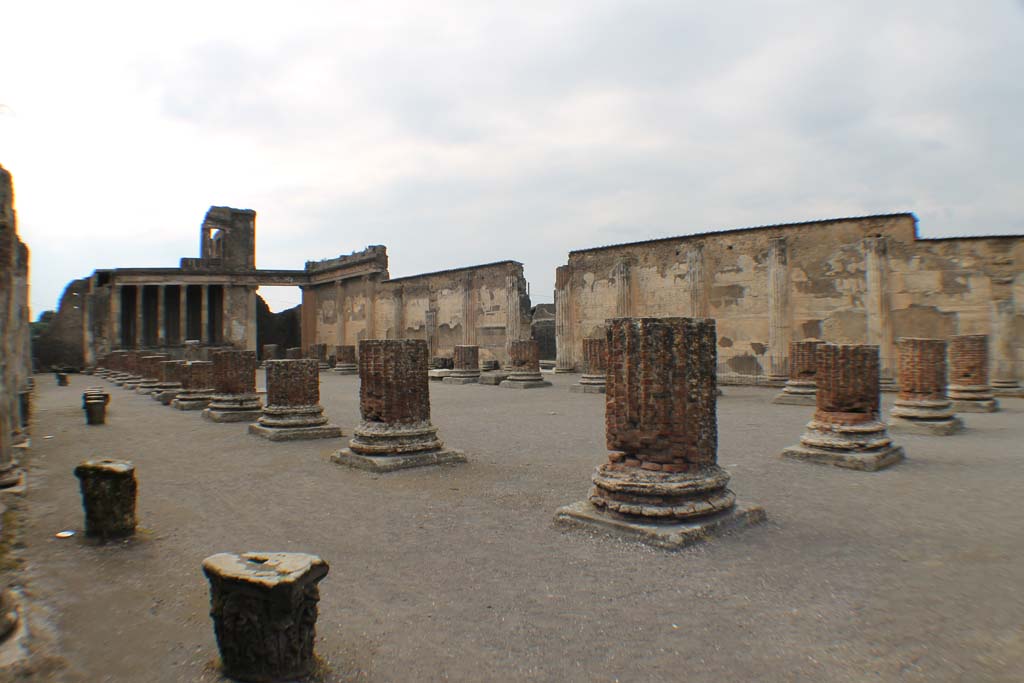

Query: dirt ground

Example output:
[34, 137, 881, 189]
[5, 372, 1024, 682]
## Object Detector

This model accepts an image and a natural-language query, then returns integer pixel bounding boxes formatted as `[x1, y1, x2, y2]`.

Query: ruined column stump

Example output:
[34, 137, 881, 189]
[173, 361, 215, 410]
[285, 347, 303, 360]
[781, 344, 904, 471]
[73, 459, 137, 540]
[947, 335, 999, 413]
[773, 339, 821, 405]
[260, 344, 280, 368]
[153, 360, 186, 404]
[443, 345, 481, 385]
[555, 318, 764, 550]
[570, 338, 607, 394]
[135, 354, 170, 394]
[202, 552, 329, 683]
[204, 351, 263, 423]
[332, 345, 357, 375]
[500, 340, 551, 389]
[121, 353, 144, 390]
[83, 389, 110, 425]
[249, 360, 342, 441]
[889, 338, 963, 436]
[333, 340, 466, 472]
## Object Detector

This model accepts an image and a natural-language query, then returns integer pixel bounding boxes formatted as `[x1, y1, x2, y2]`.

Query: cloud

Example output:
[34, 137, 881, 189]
[1, 0, 1022, 316]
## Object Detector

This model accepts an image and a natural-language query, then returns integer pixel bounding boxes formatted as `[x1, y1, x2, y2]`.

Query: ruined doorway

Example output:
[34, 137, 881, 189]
[255, 286, 302, 360]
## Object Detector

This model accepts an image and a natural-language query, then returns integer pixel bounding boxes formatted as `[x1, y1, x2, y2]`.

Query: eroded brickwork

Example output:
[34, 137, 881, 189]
[453, 345, 479, 371]
[897, 338, 947, 401]
[814, 344, 879, 425]
[161, 360, 187, 384]
[359, 340, 430, 424]
[262, 344, 280, 361]
[949, 335, 989, 387]
[334, 345, 356, 365]
[140, 355, 170, 380]
[789, 340, 821, 381]
[285, 347, 303, 359]
[582, 338, 607, 375]
[508, 340, 540, 373]
[604, 318, 717, 470]
[265, 359, 319, 407]
[181, 361, 215, 391]
[212, 350, 257, 395]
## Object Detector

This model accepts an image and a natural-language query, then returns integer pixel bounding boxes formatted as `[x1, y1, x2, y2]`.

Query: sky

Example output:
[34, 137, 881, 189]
[2, 1, 1023, 316]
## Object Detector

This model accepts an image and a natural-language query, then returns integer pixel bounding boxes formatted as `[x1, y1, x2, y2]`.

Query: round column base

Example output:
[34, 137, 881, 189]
[589, 462, 737, 521]
[248, 405, 343, 441]
[172, 390, 214, 410]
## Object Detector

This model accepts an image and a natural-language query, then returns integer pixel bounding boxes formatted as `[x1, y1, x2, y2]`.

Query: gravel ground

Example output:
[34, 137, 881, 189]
[8, 372, 1024, 682]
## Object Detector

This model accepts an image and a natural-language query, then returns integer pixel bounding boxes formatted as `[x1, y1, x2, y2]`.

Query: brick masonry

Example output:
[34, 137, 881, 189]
[897, 338, 946, 401]
[212, 350, 258, 395]
[334, 345, 356, 365]
[789, 340, 821, 381]
[453, 345, 480, 372]
[582, 338, 607, 375]
[265, 359, 319, 407]
[948, 334, 989, 388]
[358, 340, 430, 424]
[508, 340, 540, 374]
[813, 344, 879, 426]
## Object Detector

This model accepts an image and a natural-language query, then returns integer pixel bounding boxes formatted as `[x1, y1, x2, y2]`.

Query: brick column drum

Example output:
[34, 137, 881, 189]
[203, 552, 329, 682]
[119, 352, 143, 389]
[333, 340, 466, 472]
[285, 347, 303, 359]
[444, 345, 481, 385]
[555, 318, 764, 550]
[310, 343, 330, 370]
[136, 354, 170, 394]
[154, 360, 186, 405]
[249, 359, 342, 441]
[571, 337, 607, 394]
[261, 344, 280, 367]
[781, 344, 904, 471]
[172, 361, 215, 411]
[500, 340, 551, 389]
[888, 338, 962, 435]
[332, 345, 357, 375]
[773, 339, 821, 405]
[947, 334, 999, 413]
[203, 350, 263, 423]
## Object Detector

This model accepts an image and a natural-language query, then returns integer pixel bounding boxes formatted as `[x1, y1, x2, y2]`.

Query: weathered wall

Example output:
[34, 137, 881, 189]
[303, 255, 531, 364]
[556, 214, 1024, 380]
[35, 277, 88, 369]
[531, 304, 556, 360]
[1, 164, 32, 475]
[256, 297, 301, 358]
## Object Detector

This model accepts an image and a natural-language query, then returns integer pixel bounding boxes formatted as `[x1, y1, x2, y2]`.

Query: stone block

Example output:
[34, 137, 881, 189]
[73, 459, 137, 540]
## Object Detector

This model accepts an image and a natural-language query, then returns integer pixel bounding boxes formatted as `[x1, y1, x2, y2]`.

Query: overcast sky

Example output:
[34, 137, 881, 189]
[3, 1, 1023, 316]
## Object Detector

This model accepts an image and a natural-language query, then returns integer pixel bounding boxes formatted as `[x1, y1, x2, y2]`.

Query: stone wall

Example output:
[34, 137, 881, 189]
[34, 277, 88, 369]
[1, 164, 32, 466]
[556, 213, 1024, 380]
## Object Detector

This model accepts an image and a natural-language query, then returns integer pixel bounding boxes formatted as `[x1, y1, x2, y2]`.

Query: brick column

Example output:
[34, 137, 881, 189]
[285, 347, 302, 359]
[309, 343, 330, 370]
[781, 344, 904, 471]
[332, 345, 357, 375]
[154, 360, 186, 405]
[889, 338, 962, 435]
[173, 361, 214, 411]
[249, 359, 341, 441]
[136, 354, 170, 394]
[948, 334, 998, 412]
[444, 345, 481, 384]
[261, 344, 279, 365]
[773, 339, 821, 405]
[334, 339, 465, 471]
[121, 351, 144, 389]
[204, 350, 262, 422]
[571, 337, 607, 394]
[501, 340, 551, 389]
[555, 317, 763, 550]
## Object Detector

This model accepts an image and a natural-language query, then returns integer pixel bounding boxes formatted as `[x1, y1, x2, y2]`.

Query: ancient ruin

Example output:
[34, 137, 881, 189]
[135, 354, 169, 394]
[73, 458, 137, 540]
[555, 317, 765, 549]
[334, 339, 466, 472]
[153, 360, 186, 404]
[332, 345, 357, 375]
[772, 339, 822, 405]
[249, 359, 342, 441]
[889, 338, 963, 435]
[570, 337, 607, 394]
[781, 344, 904, 471]
[82, 388, 110, 425]
[500, 340, 551, 389]
[948, 334, 999, 413]
[443, 345, 481, 385]
[172, 361, 215, 411]
[202, 552, 329, 682]
[203, 350, 262, 423]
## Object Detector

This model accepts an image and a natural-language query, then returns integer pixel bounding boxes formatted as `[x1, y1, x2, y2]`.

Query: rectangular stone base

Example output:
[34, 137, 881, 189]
[553, 501, 766, 550]
[428, 370, 452, 381]
[569, 384, 605, 394]
[780, 444, 905, 471]
[479, 372, 510, 386]
[331, 448, 467, 472]
[951, 399, 999, 413]
[172, 400, 210, 411]
[202, 409, 264, 423]
[888, 415, 964, 436]
[500, 380, 553, 390]
[247, 424, 344, 442]
[442, 376, 479, 385]
[771, 393, 816, 406]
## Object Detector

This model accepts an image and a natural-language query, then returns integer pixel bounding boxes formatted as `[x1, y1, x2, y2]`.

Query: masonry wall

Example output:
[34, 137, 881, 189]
[35, 277, 88, 369]
[556, 214, 1024, 380]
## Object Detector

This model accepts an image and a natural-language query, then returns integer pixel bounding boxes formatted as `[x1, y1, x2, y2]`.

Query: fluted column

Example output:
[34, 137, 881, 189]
[554, 265, 574, 372]
[991, 299, 1020, 393]
[157, 285, 167, 346]
[134, 285, 144, 349]
[864, 237, 895, 387]
[767, 237, 790, 383]
[687, 244, 708, 318]
[200, 284, 210, 344]
[179, 286, 189, 343]
[111, 284, 122, 349]
[613, 259, 631, 317]
[505, 272, 524, 359]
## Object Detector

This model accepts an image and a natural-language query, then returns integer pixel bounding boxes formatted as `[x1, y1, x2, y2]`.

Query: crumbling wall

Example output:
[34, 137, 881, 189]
[1, 164, 32, 466]
[35, 278, 88, 369]
[558, 214, 1023, 379]
[256, 296, 301, 358]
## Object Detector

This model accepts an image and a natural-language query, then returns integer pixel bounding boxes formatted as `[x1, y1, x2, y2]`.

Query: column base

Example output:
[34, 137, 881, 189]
[951, 399, 999, 413]
[500, 379, 552, 389]
[155, 391, 179, 405]
[332, 364, 357, 375]
[553, 500, 765, 551]
[479, 372, 510, 386]
[569, 384, 605, 394]
[553, 367, 576, 374]
[135, 381, 160, 395]
[780, 444, 905, 471]
[248, 423, 343, 442]
[203, 408, 264, 423]
[442, 376, 480, 385]
[172, 398, 210, 411]
[428, 370, 452, 381]
[331, 447, 466, 473]
[888, 415, 964, 436]
[771, 392, 816, 405]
